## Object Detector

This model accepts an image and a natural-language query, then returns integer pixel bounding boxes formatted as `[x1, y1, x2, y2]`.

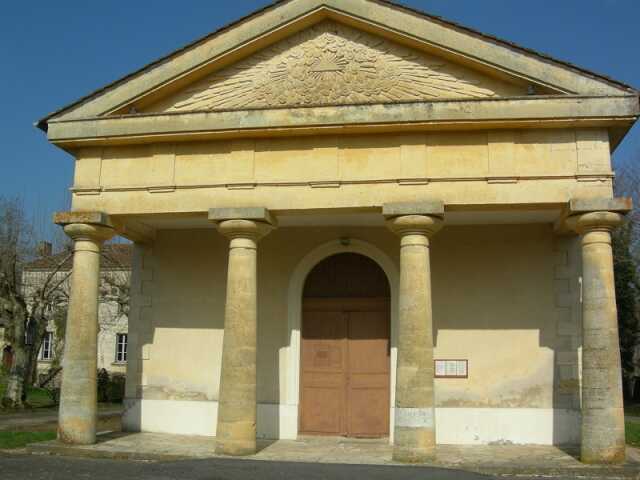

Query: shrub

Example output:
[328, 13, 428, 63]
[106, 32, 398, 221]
[97, 369, 125, 404]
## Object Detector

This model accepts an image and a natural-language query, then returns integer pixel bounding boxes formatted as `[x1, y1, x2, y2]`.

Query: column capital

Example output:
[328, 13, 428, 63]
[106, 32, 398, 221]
[54, 211, 116, 244]
[562, 197, 631, 235]
[62, 224, 116, 244]
[383, 201, 444, 239]
[208, 207, 275, 225]
[216, 219, 274, 242]
[386, 215, 443, 239]
[54, 211, 113, 228]
[566, 211, 625, 235]
[209, 207, 276, 243]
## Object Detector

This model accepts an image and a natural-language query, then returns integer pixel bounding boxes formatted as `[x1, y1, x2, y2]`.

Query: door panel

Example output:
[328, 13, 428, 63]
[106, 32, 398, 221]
[300, 299, 390, 438]
[300, 310, 347, 435]
[347, 310, 390, 437]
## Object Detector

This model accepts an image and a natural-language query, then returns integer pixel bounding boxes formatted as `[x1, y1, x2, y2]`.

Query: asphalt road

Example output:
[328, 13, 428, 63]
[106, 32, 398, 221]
[0, 453, 542, 480]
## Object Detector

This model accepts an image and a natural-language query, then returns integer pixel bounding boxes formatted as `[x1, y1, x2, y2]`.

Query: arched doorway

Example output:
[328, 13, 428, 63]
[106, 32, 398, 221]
[300, 252, 391, 438]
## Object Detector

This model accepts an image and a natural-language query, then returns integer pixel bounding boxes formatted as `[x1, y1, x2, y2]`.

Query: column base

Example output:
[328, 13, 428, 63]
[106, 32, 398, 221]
[57, 418, 97, 446]
[392, 427, 436, 463]
[215, 440, 257, 456]
[215, 421, 257, 456]
[581, 407, 626, 464]
[581, 451, 626, 465]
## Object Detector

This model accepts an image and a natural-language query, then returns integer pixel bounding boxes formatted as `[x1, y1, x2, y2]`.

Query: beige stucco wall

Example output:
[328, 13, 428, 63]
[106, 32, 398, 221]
[125, 223, 580, 413]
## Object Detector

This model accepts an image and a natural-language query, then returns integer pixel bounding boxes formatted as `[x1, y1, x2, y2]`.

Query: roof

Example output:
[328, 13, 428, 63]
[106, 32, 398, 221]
[36, 0, 637, 131]
[23, 244, 132, 272]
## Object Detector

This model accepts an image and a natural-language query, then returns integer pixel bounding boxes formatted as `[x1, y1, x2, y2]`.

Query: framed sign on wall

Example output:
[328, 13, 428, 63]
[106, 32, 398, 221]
[434, 359, 468, 378]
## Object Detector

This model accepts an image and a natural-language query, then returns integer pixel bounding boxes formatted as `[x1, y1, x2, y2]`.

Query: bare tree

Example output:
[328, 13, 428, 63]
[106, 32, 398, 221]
[0, 197, 70, 409]
[100, 250, 131, 319]
[614, 159, 640, 255]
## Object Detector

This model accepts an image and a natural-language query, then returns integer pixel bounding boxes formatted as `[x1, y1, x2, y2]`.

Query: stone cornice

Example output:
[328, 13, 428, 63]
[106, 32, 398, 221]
[47, 95, 639, 149]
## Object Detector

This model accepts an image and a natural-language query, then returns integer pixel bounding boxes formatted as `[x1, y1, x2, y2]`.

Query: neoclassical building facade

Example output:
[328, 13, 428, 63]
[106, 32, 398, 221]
[39, 0, 638, 464]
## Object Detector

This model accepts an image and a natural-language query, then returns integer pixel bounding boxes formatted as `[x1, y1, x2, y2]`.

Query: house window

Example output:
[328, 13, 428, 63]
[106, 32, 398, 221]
[116, 333, 128, 363]
[39, 332, 54, 361]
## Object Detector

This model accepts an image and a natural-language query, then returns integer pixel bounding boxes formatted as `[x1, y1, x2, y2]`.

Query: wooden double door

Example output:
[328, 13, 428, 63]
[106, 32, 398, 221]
[300, 297, 390, 438]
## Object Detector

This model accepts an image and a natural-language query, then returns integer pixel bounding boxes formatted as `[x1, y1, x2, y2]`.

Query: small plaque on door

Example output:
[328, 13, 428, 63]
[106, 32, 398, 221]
[435, 359, 468, 378]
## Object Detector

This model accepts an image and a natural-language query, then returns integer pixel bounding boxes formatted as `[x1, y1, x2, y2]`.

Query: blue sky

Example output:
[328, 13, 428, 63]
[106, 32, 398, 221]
[1, 0, 639, 240]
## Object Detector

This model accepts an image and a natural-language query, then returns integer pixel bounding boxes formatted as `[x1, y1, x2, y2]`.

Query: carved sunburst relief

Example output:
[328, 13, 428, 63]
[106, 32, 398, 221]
[156, 21, 522, 112]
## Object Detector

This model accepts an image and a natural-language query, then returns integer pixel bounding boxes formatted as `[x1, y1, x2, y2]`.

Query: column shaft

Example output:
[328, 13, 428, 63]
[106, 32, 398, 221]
[387, 214, 442, 463]
[215, 219, 272, 456]
[58, 223, 114, 444]
[575, 212, 626, 463]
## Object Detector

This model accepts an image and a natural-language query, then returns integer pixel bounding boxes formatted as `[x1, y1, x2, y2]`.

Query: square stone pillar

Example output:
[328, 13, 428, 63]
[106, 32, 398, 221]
[384, 201, 444, 463]
[54, 212, 115, 445]
[209, 207, 275, 456]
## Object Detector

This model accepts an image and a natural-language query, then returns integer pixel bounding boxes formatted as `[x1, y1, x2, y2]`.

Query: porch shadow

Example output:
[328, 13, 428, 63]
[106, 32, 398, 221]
[430, 224, 582, 447]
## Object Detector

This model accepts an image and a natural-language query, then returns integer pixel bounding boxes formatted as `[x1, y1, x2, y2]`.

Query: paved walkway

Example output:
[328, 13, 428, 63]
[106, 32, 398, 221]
[28, 432, 640, 478]
[0, 406, 122, 432]
[0, 452, 505, 480]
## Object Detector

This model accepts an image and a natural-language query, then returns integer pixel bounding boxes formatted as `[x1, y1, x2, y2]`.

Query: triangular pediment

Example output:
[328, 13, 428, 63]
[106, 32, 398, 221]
[146, 21, 527, 113]
[38, 0, 636, 129]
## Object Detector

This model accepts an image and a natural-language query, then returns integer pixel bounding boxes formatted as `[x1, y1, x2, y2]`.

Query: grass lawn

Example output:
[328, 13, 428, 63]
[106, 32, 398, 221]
[0, 378, 57, 411]
[627, 421, 640, 448]
[0, 431, 56, 449]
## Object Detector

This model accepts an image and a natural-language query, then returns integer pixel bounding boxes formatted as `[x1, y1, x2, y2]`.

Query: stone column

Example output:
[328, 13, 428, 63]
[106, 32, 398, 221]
[209, 208, 274, 456]
[54, 212, 115, 445]
[567, 209, 626, 464]
[384, 202, 443, 463]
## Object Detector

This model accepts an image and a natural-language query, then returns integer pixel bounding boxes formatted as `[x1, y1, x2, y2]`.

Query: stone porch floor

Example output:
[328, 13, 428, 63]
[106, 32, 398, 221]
[26, 432, 640, 478]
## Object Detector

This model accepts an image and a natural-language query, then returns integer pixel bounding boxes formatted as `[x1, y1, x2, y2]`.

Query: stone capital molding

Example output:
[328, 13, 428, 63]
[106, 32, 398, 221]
[382, 200, 445, 218]
[54, 211, 113, 228]
[386, 214, 443, 239]
[568, 197, 632, 216]
[62, 223, 116, 246]
[55, 211, 116, 246]
[555, 197, 632, 235]
[208, 207, 275, 226]
[216, 219, 274, 244]
[566, 211, 625, 235]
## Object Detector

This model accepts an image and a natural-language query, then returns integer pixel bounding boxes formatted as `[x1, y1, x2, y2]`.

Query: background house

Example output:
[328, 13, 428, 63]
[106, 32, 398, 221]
[1, 243, 132, 378]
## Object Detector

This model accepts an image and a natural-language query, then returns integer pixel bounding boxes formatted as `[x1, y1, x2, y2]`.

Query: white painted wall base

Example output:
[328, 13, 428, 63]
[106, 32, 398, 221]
[123, 399, 580, 445]
[433, 407, 580, 445]
[123, 399, 218, 436]
[122, 399, 298, 439]
[257, 403, 299, 440]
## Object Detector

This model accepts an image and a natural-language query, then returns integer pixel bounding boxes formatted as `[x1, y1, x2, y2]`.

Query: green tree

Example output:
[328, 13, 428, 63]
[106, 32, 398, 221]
[613, 160, 640, 399]
[613, 220, 640, 398]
